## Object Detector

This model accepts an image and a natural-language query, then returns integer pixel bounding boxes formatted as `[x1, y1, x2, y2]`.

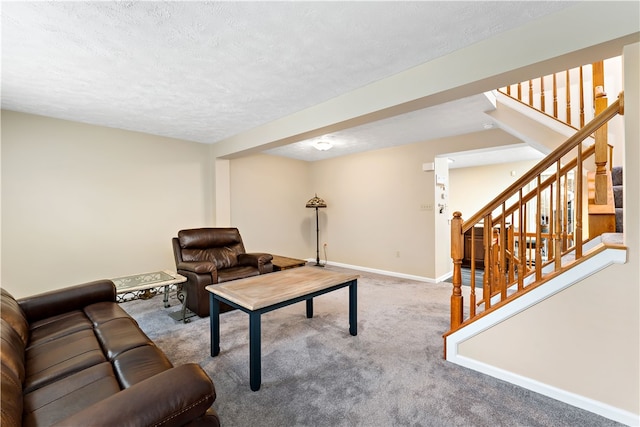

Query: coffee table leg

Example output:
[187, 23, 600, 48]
[249, 312, 261, 391]
[210, 293, 220, 356]
[179, 285, 189, 324]
[163, 285, 170, 308]
[349, 281, 357, 336]
[306, 298, 313, 318]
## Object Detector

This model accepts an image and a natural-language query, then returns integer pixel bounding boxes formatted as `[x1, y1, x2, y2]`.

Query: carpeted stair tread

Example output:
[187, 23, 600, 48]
[612, 166, 623, 186]
[614, 185, 623, 208]
[616, 208, 623, 232]
[612, 167, 623, 232]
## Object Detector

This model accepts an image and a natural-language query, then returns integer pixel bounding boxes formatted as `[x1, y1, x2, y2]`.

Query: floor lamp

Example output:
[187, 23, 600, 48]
[306, 194, 327, 267]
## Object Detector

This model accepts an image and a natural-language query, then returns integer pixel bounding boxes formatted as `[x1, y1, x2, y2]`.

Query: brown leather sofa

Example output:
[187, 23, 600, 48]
[0, 280, 220, 427]
[172, 227, 273, 317]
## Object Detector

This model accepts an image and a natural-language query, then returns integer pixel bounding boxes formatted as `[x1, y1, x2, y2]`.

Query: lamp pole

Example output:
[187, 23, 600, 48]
[313, 206, 322, 266]
[305, 194, 327, 267]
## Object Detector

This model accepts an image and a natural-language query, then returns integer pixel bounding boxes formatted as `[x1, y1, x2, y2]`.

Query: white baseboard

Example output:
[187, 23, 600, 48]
[306, 259, 440, 283]
[451, 355, 640, 426]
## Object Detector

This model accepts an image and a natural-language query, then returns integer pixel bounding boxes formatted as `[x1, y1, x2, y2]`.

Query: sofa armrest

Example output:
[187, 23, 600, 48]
[53, 364, 218, 427]
[238, 253, 273, 271]
[177, 261, 217, 275]
[18, 279, 116, 323]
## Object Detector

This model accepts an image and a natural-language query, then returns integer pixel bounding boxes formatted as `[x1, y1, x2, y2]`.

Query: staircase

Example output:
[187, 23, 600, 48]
[443, 57, 634, 424]
[445, 55, 626, 331]
[445, 58, 625, 330]
[445, 95, 626, 331]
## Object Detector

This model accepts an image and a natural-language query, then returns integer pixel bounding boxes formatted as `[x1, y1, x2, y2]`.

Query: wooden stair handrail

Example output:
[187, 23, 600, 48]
[461, 94, 623, 235]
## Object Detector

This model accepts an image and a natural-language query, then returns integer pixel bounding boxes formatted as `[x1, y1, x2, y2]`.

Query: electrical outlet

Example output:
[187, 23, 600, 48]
[420, 203, 433, 211]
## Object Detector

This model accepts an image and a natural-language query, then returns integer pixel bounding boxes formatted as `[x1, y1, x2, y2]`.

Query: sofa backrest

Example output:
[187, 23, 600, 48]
[1, 288, 26, 427]
[1, 288, 28, 346]
[177, 228, 246, 269]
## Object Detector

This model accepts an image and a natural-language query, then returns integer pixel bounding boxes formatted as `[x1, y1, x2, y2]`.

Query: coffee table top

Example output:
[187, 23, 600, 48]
[206, 266, 358, 311]
[113, 270, 186, 293]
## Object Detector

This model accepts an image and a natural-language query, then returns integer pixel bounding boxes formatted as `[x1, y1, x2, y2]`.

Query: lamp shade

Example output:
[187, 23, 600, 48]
[306, 194, 327, 208]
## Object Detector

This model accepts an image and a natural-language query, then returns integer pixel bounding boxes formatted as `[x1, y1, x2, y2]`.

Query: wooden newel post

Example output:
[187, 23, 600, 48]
[450, 211, 464, 329]
[593, 61, 609, 205]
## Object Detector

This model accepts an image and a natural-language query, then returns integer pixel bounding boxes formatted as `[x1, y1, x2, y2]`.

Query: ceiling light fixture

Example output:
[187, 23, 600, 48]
[313, 140, 333, 151]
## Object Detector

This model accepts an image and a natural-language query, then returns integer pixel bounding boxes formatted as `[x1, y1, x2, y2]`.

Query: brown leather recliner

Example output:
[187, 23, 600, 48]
[172, 228, 273, 317]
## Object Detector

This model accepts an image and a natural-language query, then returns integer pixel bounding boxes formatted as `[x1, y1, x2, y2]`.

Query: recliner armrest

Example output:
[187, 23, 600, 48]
[177, 261, 217, 275]
[53, 364, 218, 427]
[18, 279, 116, 323]
[238, 253, 273, 270]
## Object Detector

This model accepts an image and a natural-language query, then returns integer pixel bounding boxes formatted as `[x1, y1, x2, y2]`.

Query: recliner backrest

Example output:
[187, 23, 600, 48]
[177, 228, 246, 269]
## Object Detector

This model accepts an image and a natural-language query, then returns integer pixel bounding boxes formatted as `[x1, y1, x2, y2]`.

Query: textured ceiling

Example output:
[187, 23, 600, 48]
[265, 93, 500, 162]
[2, 1, 571, 163]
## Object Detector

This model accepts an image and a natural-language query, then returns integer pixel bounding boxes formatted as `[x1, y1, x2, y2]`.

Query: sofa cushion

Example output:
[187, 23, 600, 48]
[218, 265, 260, 283]
[53, 364, 217, 427]
[17, 280, 116, 324]
[84, 301, 136, 327]
[182, 247, 239, 269]
[1, 288, 29, 346]
[94, 317, 153, 360]
[23, 362, 120, 427]
[178, 228, 246, 269]
[24, 329, 106, 394]
[113, 345, 173, 388]
[27, 311, 92, 349]
[178, 227, 243, 249]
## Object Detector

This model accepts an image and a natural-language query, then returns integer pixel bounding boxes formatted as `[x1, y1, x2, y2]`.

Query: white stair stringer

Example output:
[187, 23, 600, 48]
[445, 245, 631, 424]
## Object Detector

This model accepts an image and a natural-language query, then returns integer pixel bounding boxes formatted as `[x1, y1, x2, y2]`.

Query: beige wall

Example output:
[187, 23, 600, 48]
[308, 144, 434, 277]
[229, 154, 312, 258]
[449, 159, 540, 219]
[1, 111, 213, 297]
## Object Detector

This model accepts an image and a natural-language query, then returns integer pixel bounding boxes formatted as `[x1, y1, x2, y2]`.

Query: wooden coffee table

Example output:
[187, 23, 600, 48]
[206, 266, 358, 391]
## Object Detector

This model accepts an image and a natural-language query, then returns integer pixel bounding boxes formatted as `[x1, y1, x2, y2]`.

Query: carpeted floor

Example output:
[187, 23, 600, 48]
[121, 266, 621, 427]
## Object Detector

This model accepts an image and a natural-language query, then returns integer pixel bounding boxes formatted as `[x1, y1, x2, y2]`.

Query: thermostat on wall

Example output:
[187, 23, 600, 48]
[422, 162, 435, 172]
